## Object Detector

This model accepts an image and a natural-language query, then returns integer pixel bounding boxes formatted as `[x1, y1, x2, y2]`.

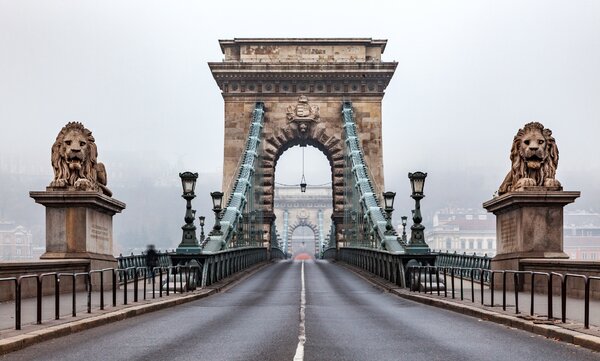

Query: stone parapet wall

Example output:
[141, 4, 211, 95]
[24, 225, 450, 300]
[218, 38, 388, 63]
[520, 258, 600, 299]
[0, 259, 90, 301]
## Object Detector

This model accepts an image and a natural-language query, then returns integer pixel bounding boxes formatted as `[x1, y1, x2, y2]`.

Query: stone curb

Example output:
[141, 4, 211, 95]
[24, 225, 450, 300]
[0, 261, 271, 356]
[337, 261, 600, 353]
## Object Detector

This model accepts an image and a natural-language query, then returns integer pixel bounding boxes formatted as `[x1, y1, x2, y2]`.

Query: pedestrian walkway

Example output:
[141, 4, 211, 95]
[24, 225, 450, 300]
[0, 277, 195, 336]
[342, 263, 600, 341]
[431, 274, 600, 328]
[0, 261, 270, 356]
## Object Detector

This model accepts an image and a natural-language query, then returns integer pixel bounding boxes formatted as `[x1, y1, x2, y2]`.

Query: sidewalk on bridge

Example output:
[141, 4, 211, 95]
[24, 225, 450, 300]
[339, 262, 600, 353]
[0, 261, 271, 355]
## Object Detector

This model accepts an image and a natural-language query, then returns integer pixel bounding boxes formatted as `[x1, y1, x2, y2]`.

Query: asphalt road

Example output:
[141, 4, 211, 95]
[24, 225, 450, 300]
[3, 259, 600, 361]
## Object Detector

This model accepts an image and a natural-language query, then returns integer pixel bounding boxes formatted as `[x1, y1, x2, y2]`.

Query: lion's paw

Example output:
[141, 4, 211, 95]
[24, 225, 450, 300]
[515, 178, 536, 190]
[544, 178, 562, 188]
[50, 179, 67, 188]
[74, 178, 94, 191]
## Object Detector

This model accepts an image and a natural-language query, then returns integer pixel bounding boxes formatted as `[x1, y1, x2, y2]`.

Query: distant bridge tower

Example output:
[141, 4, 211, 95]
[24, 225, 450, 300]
[209, 38, 397, 247]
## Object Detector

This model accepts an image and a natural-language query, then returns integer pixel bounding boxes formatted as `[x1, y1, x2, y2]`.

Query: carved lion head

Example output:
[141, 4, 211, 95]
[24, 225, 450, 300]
[50, 122, 104, 193]
[498, 122, 560, 195]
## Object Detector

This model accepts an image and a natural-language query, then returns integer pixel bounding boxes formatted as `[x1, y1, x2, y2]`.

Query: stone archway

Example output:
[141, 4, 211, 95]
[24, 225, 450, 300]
[260, 119, 345, 214]
[288, 217, 320, 254]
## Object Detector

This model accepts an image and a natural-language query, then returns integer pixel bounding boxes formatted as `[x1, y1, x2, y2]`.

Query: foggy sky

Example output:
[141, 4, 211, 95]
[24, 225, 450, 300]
[1, 0, 599, 231]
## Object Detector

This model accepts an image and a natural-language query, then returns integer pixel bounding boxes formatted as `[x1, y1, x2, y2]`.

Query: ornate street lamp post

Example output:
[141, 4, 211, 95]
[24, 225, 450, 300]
[210, 191, 224, 236]
[382, 191, 396, 235]
[408, 172, 427, 246]
[176, 172, 200, 253]
[401, 216, 408, 244]
[198, 216, 206, 243]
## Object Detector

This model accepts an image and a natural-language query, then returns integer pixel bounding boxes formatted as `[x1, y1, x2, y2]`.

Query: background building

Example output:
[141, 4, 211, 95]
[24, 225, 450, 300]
[564, 211, 600, 260]
[0, 220, 42, 260]
[273, 185, 332, 256]
[426, 208, 600, 261]
[425, 208, 496, 257]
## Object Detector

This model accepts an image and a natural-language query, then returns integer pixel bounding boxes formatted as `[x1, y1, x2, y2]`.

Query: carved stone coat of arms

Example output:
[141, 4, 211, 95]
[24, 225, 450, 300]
[286, 95, 320, 134]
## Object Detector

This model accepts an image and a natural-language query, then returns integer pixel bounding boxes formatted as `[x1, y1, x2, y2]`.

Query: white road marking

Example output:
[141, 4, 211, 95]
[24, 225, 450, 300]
[293, 260, 306, 361]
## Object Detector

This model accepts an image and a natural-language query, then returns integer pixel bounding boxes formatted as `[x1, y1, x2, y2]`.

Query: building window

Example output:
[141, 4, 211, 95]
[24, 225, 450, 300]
[460, 239, 466, 250]
[445, 238, 452, 250]
[469, 240, 474, 249]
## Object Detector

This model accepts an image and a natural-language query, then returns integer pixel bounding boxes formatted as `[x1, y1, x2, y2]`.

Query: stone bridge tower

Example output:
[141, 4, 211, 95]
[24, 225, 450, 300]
[209, 38, 397, 246]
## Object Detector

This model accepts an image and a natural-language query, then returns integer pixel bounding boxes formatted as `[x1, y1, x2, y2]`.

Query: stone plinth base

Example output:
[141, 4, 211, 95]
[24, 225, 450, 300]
[483, 189, 579, 290]
[30, 191, 126, 288]
[30, 191, 126, 257]
[483, 189, 579, 260]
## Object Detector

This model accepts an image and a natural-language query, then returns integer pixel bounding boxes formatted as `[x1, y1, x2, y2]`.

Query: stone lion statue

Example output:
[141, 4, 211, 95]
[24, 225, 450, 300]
[498, 122, 561, 195]
[49, 122, 112, 196]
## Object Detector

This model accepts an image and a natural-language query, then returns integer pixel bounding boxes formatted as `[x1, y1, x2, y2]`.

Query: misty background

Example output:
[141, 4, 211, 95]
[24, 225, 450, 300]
[1, 1, 599, 254]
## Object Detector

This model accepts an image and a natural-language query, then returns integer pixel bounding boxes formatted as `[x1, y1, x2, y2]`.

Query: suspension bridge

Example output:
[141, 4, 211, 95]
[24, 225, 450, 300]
[2, 38, 600, 360]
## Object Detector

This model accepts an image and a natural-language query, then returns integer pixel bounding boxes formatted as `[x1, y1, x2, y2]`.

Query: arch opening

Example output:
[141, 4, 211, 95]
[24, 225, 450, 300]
[272, 144, 334, 257]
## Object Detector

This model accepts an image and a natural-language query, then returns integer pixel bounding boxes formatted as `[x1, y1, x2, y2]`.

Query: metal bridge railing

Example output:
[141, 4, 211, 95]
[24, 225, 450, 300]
[338, 247, 408, 288]
[270, 223, 286, 260]
[117, 251, 172, 282]
[1, 247, 269, 331]
[433, 250, 491, 282]
[408, 266, 600, 329]
[200, 247, 268, 287]
[0, 264, 201, 331]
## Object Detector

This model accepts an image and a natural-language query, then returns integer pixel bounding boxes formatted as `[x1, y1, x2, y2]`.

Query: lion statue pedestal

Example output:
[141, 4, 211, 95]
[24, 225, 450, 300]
[483, 189, 579, 271]
[30, 191, 125, 268]
[483, 122, 580, 275]
[30, 122, 126, 274]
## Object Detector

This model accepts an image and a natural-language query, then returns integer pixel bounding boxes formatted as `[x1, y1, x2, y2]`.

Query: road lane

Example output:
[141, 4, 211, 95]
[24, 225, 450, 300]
[303, 260, 600, 361]
[1, 260, 300, 361]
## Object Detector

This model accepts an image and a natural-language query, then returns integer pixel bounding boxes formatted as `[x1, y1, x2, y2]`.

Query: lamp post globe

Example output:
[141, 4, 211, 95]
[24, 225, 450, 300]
[180, 171, 198, 195]
[408, 171, 427, 197]
[382, 191, 396, 234]
[210, 191, 224, 235]
[210, 191, 224, 211]
[383, 191, 396, 212]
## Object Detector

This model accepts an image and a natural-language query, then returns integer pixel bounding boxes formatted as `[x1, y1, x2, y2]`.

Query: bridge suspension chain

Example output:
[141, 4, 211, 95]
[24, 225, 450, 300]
[341, 101, 405, 253]
[203, 102, 266, 252]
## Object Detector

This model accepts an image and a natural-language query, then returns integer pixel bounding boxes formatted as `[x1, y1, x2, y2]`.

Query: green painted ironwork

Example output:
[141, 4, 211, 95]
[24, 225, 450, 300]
[203, 102, 265, 252]
[270, 222, 286, 259]
[341, 101, 406, 253]
[434, 250, 491, 282]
